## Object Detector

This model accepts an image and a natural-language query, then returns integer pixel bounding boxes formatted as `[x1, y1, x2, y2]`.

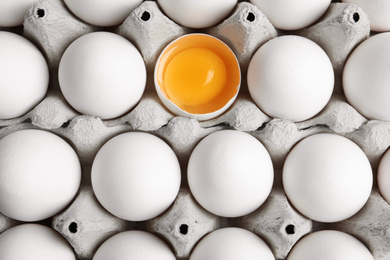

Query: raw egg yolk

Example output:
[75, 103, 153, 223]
[164, 48, 227, 108]
[156, 34, 240, 115]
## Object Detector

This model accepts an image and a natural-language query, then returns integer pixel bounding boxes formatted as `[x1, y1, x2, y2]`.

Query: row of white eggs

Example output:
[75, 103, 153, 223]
[1, 128, 390, 224]
[1, 0, 390, 30]
[2, 16, 390, 123]
[0, 223, 376, 260]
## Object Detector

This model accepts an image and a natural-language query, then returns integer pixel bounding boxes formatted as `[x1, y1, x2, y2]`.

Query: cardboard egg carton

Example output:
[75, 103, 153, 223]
[1, 0, 390, 259]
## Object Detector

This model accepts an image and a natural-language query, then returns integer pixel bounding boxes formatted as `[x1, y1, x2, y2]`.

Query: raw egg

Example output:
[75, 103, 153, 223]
[187, 130, 273, 218]
[283, 133, 372, 223]
[59, 32, 146, 120]
[64, 0, 143, 26]
[0, 129, 81, 222]
[247, 35, 334, 122]
[250, 0, 331, 30]
[0, 31, 49, 120]
[189, 227, 275, 260]
[0, 0, 39, 27]
[342, 0, 390, 31]
[343, 32, 390, 121]
[91, 132, 181, 221]
[0, 224, 76, 260]
[157, 0, 237, 28]
[93, 230, 175, 260]
[287, 230, 374, 260]
[378, 147, 390, 204]
[155, 34, 240, 121]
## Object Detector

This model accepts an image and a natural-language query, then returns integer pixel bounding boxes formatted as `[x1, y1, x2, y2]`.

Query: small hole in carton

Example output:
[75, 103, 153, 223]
[247, 12, 255, 22]
[285, 224, 295, 235]
[353, 12, 360, 22]
[69, 222, 78, 233]
[141, 11, 151, 21]
[37, 9, 45, 18]
[179, 224, 188, 235]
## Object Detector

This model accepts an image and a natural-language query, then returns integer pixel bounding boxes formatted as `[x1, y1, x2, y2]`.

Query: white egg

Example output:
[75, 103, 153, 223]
[247, 35, 334, 122]
[0, 0, 39, 27]
[64, 0, 143, 27]
[287, 230, 374, 260]
[157, 0, 237, 28]
[93, 230, 175, 260]
[91, 132, 181, 221]
[187, 130, 273, 218]
[0, 31, 49, 120]
[0, 224, 76, 260]
[0, 129, 81, 222]
[343, 32, 390, 121]
[250, 0, 331, 30]
[378, 147, 390, 204]
[59, 32, 146, 120]
[190, 227, 275, 260]
[342, 0, 390, 31]
[283, 133, 372, 223]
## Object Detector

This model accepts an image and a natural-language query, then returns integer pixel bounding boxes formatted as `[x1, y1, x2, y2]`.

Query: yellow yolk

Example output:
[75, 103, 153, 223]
[156, 34, 240, 116]
[164, 48, 227, 108]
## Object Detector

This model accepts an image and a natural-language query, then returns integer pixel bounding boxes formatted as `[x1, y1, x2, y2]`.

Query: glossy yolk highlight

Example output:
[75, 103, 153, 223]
[164, 47, 227, 108]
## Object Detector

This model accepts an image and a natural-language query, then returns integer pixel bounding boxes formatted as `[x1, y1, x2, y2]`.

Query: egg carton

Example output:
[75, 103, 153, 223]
[1, 0, 390, 259]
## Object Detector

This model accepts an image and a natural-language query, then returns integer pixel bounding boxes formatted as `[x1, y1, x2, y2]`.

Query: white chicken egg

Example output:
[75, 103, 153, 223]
[0, 224, 76, 260]
[190, 227, 275, 260]
[64, 0, 143, 27]
[343, 32, 390, 121]
[0, 129, 81, 222]
[0, 0, 39, 27]
[91, 132, 181, 221]
[283, 133, 372, 223]
[378, 147, 390, 205]
[287, 230, 374, 260]
[342, 0, 390, 32]
[247, 35, 334, 122]
[59, 32, 146, 120]
[0, 31, 49, 120]
[157, 0, 237, 28]
[93, 230, 175, 260]
[250, 0, 331, 30]
[187, 130, 273, 218]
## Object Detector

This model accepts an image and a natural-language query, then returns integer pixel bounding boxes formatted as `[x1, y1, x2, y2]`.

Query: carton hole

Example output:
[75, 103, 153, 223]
[37, 9, 45, 18]
[179, 224, 188, 235]
[247, 12, 255, 22]
[69, 222, 78, 233]
[141, 11, 151, 21]
[353, 12, 360, 22]
[285, 224, 295, 235]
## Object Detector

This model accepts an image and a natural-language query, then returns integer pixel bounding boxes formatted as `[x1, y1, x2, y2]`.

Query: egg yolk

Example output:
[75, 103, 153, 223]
[164, 48, 227, 107]
[156, 34, 240, 115]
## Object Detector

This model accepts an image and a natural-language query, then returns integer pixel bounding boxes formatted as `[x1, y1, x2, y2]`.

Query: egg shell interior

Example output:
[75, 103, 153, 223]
[1, 0, 390, 260]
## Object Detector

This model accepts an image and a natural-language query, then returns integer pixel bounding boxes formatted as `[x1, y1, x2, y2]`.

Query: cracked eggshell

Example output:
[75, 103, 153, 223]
[64, 0, 144, 27]
[0, 31, 49, 120]
[59, 32, 146, 120]
[0, 224, 76, 260]
[91, 132, 181, 221]
[154, 33, 241, 121]
[0, 129, 81, 222]
[157, 0, 237, 29]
